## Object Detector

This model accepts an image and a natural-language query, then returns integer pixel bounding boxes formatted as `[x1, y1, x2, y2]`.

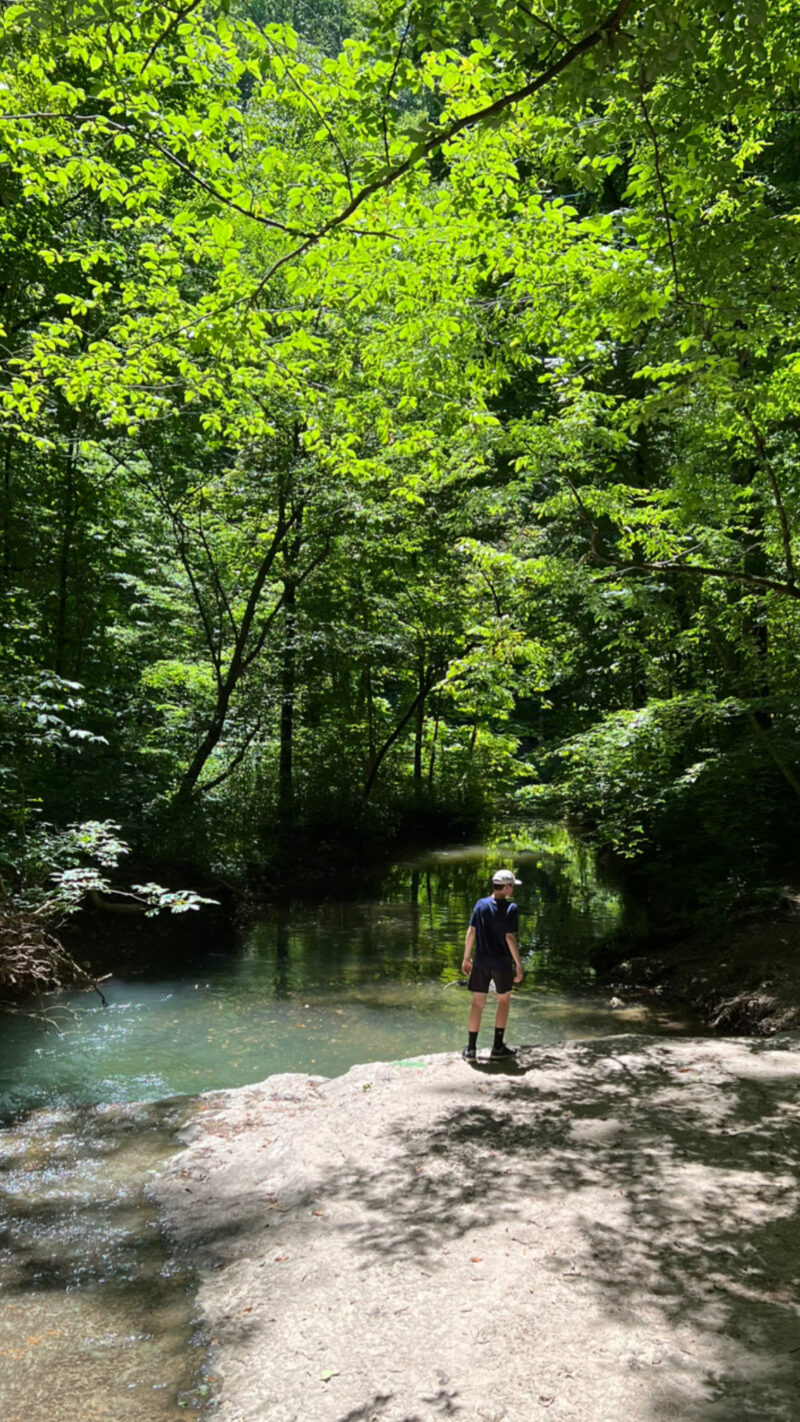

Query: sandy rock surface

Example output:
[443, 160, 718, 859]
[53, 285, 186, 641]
[153, 1036, 800, 1422]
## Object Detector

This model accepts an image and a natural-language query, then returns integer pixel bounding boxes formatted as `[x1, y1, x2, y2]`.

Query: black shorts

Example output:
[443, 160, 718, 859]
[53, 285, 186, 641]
[468, 959, 515, 995]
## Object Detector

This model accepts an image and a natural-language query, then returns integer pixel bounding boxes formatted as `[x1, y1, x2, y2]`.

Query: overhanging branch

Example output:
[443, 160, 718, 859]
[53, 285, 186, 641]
[595, 553, 800, 601]
[249, 0, 638, 301]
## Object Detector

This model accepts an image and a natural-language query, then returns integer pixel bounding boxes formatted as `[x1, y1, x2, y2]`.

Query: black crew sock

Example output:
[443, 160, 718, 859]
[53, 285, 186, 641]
[468, 1030, 478, 1051]
[493, 1027, 506, 1050]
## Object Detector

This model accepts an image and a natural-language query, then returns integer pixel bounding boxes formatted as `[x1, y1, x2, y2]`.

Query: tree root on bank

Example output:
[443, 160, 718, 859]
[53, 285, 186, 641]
[708, 990, 800, 1035]
[0, 910, 109, 1012]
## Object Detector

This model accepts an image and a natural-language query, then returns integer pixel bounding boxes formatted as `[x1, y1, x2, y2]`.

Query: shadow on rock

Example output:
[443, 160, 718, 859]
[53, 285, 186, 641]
[165, 1037, 800, 1421]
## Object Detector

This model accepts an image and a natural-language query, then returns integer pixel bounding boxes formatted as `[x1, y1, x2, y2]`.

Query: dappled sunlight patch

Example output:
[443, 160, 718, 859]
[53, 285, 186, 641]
[154, 1036, 800, 1421]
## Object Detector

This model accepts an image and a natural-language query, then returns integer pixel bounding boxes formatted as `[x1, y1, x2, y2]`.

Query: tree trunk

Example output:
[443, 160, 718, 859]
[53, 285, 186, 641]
[174, 514, 291, 800]
[427, 695, 441, 790]
[413, 656, 426, 797]
[1, 437, 11, 596]
[365, 664, 376, 764]
[54, 443, 77, 677]
[277, 580, 296, 833]
[362, 675, 434, 803]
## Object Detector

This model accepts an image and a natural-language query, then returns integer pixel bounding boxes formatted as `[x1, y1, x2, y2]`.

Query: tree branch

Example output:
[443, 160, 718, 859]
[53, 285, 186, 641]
[744, 407, 796, 588]
[381, 10, 414, 166]
[565, 476, 800, 601]
[514, 0, 570, 45]
[197, 715, 264, 793]
[196, 504, 239, 641]
[141, 127, 317, 238]
[250, 16, 355, 201]
[478, 566, 503, 617]
[141, 0, 207, 75]
[361, 668, 440, 802]
[595, 552, 800, 601]
[238, 586, 288, 672]
[168, 508, 225, 682]
[636, 51, 680, 300]
[249, 0, 638, 303]
[240, 534, 328, 671]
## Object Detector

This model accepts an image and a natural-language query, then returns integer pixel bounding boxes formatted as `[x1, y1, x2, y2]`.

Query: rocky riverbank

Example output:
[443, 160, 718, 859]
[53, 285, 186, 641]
[602, 902, 800, 1036]
[153, 1035, 800, 1422]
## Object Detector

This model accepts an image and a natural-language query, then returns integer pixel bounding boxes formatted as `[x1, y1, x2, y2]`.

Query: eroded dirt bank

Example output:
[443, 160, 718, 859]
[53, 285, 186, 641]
[604, 910, 800, 1035]
[154, 1036, 800, 1422]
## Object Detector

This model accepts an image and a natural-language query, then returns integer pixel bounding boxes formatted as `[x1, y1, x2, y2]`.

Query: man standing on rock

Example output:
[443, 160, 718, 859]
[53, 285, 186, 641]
[461, 869, 523, 1061]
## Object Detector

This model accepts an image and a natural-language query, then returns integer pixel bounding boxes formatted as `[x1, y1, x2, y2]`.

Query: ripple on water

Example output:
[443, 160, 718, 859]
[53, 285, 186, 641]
[0, 1099, 212, 1420]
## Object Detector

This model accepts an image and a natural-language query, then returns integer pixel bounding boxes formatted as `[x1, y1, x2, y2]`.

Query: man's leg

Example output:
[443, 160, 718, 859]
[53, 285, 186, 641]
[493, 991, 512, 1030]
[468, 992, 488, 1034]
[491, 991, 516, 1058]
[463, 992, 487, 1059]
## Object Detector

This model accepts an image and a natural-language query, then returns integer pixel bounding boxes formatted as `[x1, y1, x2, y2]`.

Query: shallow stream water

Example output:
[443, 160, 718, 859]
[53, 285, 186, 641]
[0, 829, 699, 1420]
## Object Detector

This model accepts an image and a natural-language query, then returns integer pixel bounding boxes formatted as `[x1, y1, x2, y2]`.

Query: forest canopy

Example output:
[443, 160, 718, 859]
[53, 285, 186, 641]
[2, 0, 800, 921]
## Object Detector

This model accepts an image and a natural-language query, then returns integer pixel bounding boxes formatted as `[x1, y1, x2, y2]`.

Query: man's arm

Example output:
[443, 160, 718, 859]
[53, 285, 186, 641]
[506, 932, 523, 984]
[461, 924, 476, 976]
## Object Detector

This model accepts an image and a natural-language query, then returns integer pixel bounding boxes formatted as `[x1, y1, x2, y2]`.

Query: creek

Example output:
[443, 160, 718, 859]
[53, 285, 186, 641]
[0, 827, 701, 1420]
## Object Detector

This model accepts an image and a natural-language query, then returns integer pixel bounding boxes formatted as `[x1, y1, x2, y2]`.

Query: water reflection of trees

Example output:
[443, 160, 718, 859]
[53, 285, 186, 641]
[254, 826, 625, 993]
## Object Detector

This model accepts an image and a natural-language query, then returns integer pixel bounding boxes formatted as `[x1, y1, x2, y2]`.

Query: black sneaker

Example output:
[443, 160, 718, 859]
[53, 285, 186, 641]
[461, 1044, 477, 1060]
[489, 1043, 517, 1060]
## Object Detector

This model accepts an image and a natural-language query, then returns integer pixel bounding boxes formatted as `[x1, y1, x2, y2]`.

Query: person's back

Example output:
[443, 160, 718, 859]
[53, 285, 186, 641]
[461, 870, 523, 1061]
[470, 894, 518, 965]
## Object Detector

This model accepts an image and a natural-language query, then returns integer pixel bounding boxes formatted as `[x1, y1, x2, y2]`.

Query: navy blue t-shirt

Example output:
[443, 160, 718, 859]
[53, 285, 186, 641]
[470, 896, 519, 964]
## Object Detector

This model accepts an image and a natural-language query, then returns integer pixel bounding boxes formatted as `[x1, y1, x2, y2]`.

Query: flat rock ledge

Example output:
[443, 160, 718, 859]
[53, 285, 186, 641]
[153, 1036, 800, 1422]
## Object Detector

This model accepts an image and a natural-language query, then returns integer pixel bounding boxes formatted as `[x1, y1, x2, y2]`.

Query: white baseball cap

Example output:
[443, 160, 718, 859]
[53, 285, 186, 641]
[491, 869, 521, 885]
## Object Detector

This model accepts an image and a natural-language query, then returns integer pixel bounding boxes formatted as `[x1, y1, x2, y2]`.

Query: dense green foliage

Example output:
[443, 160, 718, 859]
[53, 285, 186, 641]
[2, 0, 800, 916]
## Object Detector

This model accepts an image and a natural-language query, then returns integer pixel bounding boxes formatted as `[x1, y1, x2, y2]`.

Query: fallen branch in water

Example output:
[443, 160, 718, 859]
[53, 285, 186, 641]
[0, 909, 110, 1010]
